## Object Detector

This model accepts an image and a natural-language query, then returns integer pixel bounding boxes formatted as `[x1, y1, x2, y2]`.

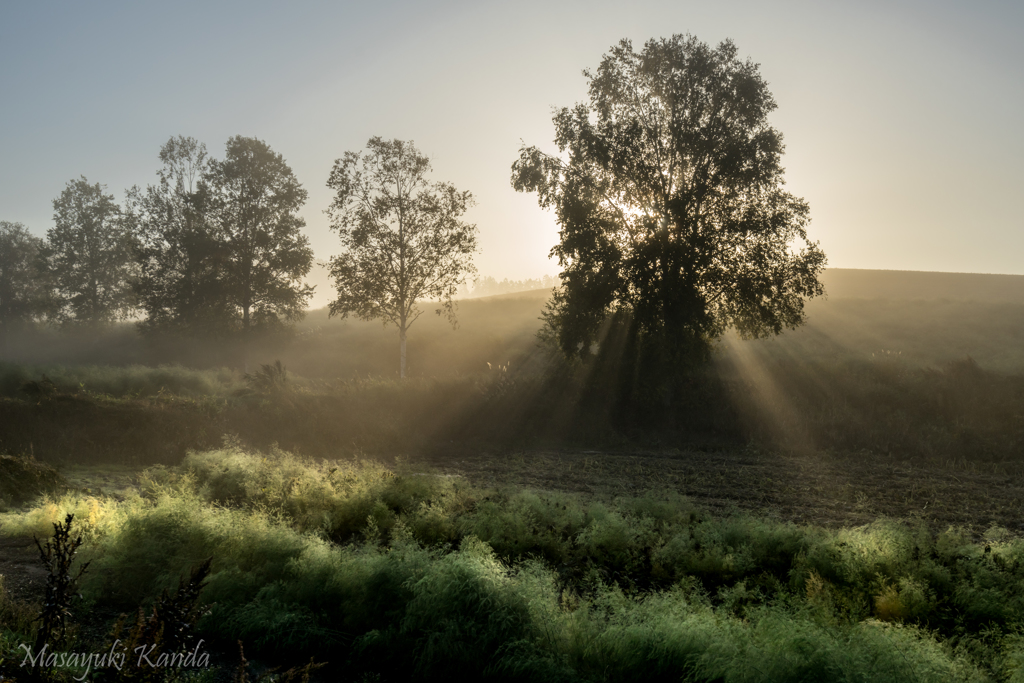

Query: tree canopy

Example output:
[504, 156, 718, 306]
[130, 135, 313, 340]
[326, 137, 478, 378]
[511, 35, 826, 366]
[128, 136, 234, 337]
[46, 177, 138, 327]
[0, 221, 49, 351]
[207, 136, 314, 333]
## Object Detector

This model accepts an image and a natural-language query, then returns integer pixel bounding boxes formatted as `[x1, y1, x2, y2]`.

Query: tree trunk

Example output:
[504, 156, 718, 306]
[242, 304, 250, 374]
[400, 327, 407, 379]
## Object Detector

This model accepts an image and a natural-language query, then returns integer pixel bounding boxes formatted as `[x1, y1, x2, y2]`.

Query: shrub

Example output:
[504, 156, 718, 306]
[0, 454, 66, 507]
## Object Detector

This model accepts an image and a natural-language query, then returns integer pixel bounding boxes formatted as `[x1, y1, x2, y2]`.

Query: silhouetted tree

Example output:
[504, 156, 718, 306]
[0, 221, 50, 353]
[512, 35, 825, 370]
[128, 136, 235, 337]
[45, 177, 138, 327]
[326, 137, 478, 378]
[207, 136, 314, 334]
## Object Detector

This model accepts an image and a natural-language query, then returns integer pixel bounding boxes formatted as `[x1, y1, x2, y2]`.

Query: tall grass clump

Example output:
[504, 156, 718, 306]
[537, 585, 983, 683]
[168, 446, 476, 544]
[0, 453, 66, 508]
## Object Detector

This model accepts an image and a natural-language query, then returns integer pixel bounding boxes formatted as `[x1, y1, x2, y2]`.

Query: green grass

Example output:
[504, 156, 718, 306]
[0, 361, 242, 400]
[4, 447, 1024, 681]
[0, 454, 66, 509]
[4, 268, 1024, 464]
[5, 346, 1024, 468]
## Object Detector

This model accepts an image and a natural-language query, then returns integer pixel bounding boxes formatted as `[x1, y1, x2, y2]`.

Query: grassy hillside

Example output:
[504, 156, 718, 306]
[4, 268, 1024, 376]
[820, 268, 1024, 302]
[2, 268, 1024, 465]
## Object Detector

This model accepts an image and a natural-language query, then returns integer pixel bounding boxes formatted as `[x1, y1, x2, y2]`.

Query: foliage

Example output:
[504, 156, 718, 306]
[469, 274, 559, 298]
[6, 449, 1023, 680]
[0, 362, 239, 399]
[0, 454, 65, 507]
[95, 558, 212, 683]
[5, 280, 1024, 466]
[231, 642, 325, 683]
[244, 361, 288, 395]
[0, 575, 38, 681]
[128, 136, 236, 338]
[6, 344, 1024, 465]
[207, 136, 314, 333]
[0, 221, 49, 349]
[512, 35, 826, 368]
[45, 177, 138, 327]
[326, 137, 479, 378]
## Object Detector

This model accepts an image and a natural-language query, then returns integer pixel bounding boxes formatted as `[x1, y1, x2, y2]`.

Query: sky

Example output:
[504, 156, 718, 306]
[2, 0, 1022, 308]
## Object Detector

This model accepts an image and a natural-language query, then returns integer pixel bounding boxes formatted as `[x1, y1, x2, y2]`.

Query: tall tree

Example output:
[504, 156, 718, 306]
[511, 35, 826, 368]
[0, 221, 49, 353]
[207, 136, 314, 334]
[326, 137, 478, 378]
[46, 177, 138, 327]
[128, 136, 235, 337]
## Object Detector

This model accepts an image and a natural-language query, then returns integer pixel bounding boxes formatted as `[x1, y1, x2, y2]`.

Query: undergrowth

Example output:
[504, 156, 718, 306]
[0, 455, 65, 509]
[5, 350, 1024, 466]
[0, 362, 240, 400]
[3, 447, 1024, 681]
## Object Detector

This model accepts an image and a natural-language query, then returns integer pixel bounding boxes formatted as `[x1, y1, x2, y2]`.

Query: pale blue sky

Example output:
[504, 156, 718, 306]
[2, 0, 1021, 307]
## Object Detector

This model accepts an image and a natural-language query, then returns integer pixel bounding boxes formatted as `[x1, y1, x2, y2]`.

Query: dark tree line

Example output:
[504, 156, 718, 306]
[129, 135, 313, 338]
[0, 221, 49, 353]
[0, 135, 314, 349]
[1, 134, 480, 377]
[468, 275, 559, 298]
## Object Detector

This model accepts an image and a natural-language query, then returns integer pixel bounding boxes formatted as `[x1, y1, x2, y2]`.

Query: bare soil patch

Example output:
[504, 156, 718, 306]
[408, 447, 1024, 534]
[0, 535, 46, 605]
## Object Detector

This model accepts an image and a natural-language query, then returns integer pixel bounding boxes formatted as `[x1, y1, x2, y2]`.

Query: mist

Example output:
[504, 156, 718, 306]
[3, 4, 1024, 678]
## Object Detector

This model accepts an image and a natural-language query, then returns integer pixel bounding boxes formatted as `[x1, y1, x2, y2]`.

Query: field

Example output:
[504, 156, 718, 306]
[2, 268, 1024, 682]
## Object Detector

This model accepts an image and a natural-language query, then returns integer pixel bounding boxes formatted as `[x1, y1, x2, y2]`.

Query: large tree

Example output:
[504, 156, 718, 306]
[512, 35, 826, 367]
[326, 137, 478, 378]
[0, 221, 49, 352]
[207, 136, 314, 333]
[46, 177, 138, 327]
[128, 136, 234, 337]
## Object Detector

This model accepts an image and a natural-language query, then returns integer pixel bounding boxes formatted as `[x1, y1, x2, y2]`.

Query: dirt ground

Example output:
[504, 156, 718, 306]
[406, 446, 1024, 535]
[0, 535, 47, 605]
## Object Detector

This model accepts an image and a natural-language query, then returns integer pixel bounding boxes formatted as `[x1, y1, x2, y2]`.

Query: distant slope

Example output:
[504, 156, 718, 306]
[305, 268, 1024, 311]
[460, 269, 1024, 303]
[820, 269, 1024, 302]
[7, 268, 1023, 374]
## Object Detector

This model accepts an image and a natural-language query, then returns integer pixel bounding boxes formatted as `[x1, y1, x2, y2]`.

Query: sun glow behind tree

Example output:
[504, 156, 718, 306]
[512, 35, 827, 373]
